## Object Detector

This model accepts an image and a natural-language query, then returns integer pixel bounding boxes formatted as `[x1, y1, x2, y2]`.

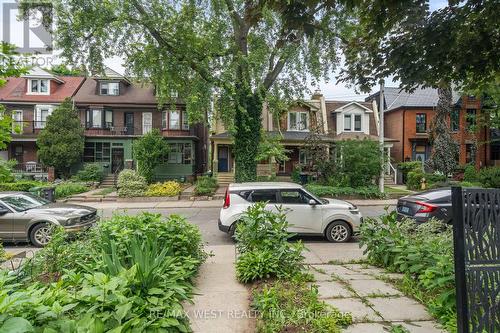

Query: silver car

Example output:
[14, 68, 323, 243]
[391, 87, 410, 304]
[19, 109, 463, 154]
[0, 192, 98, 247]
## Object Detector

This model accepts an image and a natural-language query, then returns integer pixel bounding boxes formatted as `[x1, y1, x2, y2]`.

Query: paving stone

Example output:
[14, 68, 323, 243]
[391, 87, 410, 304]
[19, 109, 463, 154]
[341, 273, 377, 280]
[342, 323, 388, 333]
[368, 297, 433, 322]
[312, 264, 357, 277]
[342, 264, 367, 272]
[377, 272, 405, 280]
[313, 281, 353, 299]
[324, 298, 381, 323]
[308, 269, 332, 282]
[400, 321, 447, 333]
[348, 279, 402, 297]
[357, 267, 386, 275]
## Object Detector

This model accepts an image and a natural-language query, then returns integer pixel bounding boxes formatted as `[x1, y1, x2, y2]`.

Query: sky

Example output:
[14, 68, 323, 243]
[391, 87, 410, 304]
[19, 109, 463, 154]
[0, 0, 449, 102]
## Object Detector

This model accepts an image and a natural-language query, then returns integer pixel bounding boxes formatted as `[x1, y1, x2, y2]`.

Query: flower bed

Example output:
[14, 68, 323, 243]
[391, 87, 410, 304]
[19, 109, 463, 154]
[1, 213, 205, 332]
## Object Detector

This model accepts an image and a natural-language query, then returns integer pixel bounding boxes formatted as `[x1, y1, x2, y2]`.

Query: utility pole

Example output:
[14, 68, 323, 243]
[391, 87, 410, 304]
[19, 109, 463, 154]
[379, 79, 385, 193]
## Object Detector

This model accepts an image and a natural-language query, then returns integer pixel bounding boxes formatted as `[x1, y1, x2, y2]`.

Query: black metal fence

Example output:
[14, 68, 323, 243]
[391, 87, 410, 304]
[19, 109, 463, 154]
[451, 187, 500, 333]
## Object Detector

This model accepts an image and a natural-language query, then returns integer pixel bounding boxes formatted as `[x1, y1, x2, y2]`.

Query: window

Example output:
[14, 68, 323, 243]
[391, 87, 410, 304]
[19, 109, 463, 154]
[83, 142, 111, 162]
[100, 82, 119, 95]
[288, 111, 308, 131]
[280, 190, 310, 204]
[451, 109, 460, 132]
[169, 110, 180, 130]
[162, 111, 167, 129]
[344, 114, 351, 131]
[354, 115, 362, 131]
[416, 113, 426, 133]
[167, 142, 192, 164]
[249, 190, 277, 203]
[491, 144, 500, 161]
[105, 110, 113, 128]
[86, 109, 113, 128]
[28, 79, 49, 94]
[466, 109, 476, 130]
[299, 150, 310, 164]
[182, 110, 189, 130]
[92, 109, 102, 128]
[466, 144, 475, 164]
[34, 105, 53, 128]
[12, 110, 23, 133]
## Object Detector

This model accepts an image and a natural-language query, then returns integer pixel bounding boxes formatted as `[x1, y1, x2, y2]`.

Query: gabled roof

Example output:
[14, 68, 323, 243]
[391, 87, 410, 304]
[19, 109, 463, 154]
[0, 76, 85, 103]
[94, 67, 131, 84]
[331, 101, 373, 113]
[325, 100, 373, 113]
[22, 66, 65, 84]
[366, 86, 462, 112]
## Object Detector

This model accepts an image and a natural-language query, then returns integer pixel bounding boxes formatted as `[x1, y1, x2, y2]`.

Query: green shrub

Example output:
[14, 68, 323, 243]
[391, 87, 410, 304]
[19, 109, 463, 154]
[463, 164, 478, 183]
[360, 212, 456, 331]
[406, 169, 424, 190]
[73, 163, 103, 182]
[253, 278, 352, 333]
[194, 175, 217, 196]
[478, 166, 500, 188]
[425, 172, 447, 185]
[0, 181, 45, 192]
[291, 165, 302, 183]
[305, 184, 384, 199]
[145, 181, 182, 197]
[235, 203, 304, 283]
[0, 159, 17, 183]
[117, 169, 147, 197]
[54, 182, 89, 199]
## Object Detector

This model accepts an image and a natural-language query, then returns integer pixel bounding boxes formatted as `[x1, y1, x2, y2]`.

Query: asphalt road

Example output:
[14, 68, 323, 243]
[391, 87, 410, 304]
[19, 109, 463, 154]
[3, 205, 394, 251]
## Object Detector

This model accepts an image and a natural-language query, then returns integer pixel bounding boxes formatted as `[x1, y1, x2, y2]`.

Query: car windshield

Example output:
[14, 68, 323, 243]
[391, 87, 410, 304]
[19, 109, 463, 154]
[1, 193, 49, 212]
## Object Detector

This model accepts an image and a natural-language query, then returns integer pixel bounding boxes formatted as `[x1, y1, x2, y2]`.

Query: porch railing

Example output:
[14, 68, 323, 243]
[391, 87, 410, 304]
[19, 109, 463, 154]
[12, 162, 47, 174]
[11, 121, 46, 134]
[387, 161, 397, 184]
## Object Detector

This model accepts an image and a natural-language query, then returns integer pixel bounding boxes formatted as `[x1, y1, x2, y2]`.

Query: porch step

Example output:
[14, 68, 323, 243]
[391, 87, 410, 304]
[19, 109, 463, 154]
[100, 175, 116, 188]
[217, 173, 235, 186]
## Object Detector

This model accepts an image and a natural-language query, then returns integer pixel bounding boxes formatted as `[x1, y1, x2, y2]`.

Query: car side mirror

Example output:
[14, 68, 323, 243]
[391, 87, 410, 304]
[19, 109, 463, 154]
[308, 199, 317, 206]
[0, 208, 10, 215]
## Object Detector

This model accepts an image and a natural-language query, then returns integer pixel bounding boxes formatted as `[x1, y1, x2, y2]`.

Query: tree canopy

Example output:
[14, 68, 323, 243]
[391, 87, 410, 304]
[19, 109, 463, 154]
[20, 0, 349, 181]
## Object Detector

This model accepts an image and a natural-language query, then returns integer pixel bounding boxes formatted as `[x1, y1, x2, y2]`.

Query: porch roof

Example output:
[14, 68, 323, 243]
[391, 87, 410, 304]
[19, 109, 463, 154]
[333, 132, 398, 142]
[210, 131, 336, 143]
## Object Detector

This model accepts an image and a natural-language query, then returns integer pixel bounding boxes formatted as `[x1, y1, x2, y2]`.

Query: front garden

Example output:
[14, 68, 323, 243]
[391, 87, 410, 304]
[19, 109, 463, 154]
[0, 213, 205, 332]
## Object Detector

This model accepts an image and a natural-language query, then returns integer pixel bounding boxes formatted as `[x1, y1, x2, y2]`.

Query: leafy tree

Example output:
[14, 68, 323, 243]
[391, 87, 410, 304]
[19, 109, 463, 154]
[426, 87, 459, 175]
[0, 42, 28, 149]
[255, 132, 289, 177]
[37, 99, 84, 178]
[132, 129, 170, 183]
[20, 0, 348, 182]
[302, 123, 334, 182]
[48, 64, 86, 76]
[0, 159, 17, 182]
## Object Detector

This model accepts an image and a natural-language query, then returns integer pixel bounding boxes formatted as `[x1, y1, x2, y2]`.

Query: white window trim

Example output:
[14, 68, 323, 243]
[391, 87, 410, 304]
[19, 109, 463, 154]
[169, 110, 180, 130]
[27, 79, 50, 95]
[182, 110, 189, 130]
[34, 105, 55, 128]
[343, 113, 363, 132]
[99, 81, 120, 96]
[12, 110, 23, 134]
[142, 112, 152, 134]
[287, 111, 309, 132]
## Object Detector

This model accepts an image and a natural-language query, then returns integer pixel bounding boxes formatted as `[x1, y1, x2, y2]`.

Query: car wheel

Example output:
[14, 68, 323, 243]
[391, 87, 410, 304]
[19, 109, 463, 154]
[325, 221, 352, 243]
[30, 223, 52, 247]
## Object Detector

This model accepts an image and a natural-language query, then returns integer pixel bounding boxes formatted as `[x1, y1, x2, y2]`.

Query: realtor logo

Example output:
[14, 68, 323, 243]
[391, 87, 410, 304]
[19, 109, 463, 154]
[2, 2, 52, 54]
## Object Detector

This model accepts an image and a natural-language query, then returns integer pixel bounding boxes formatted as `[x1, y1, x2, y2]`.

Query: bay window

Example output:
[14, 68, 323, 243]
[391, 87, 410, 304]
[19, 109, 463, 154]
[169, 110, 180, 129]
[182, 110, 189, 130]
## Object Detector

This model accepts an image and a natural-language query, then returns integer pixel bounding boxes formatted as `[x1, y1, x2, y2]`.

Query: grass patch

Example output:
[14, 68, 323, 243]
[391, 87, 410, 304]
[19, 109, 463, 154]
[94, 187, 116, 196]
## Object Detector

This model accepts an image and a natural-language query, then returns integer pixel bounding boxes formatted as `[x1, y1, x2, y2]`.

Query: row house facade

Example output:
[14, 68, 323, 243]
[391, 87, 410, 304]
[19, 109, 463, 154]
[0, 67, 208, 181]
[210, 90, 397, 184]
[366, 87, 499, 168]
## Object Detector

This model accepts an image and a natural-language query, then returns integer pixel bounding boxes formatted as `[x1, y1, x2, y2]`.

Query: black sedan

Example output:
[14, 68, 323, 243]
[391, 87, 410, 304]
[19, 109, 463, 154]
[396, 188, 453, 224]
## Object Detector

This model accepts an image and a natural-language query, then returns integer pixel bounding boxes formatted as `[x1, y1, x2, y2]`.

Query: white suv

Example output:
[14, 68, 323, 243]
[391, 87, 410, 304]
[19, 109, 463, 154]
[218, 182, 362, 242]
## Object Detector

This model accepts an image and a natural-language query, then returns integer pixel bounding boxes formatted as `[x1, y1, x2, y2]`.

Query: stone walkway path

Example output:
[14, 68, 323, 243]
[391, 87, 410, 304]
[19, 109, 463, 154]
[308, 263, 446, 333]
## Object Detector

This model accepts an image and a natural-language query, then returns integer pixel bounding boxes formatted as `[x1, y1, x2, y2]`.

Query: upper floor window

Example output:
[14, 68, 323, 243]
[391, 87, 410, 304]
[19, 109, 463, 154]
[288, 111, 308, 131]
[416, 113, 426, 133]
[182, 110, 189, 130]
[466, 109, 476, 131]
[86, 109, 113, 128]
[162, 109, 189, 130]
[28, 79, 49, 95]
[34, 105, 54, 128]
[343, 114, 362, 131]
[100, 82, 119, 95]
[451, 109, 460, 132]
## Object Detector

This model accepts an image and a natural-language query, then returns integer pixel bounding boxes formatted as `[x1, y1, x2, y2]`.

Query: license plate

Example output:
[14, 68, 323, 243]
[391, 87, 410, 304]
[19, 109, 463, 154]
[398, 206, 411, 214]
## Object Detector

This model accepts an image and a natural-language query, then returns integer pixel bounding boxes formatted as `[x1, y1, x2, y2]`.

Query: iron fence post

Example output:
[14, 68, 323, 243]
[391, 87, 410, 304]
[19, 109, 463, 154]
[451, 186, 469, 333]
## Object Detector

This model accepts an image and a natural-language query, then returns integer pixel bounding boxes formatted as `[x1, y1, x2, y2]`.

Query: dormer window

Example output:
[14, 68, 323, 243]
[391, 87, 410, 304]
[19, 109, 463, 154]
[343, 114, 362, 132]
[28, 79, 49, 95]
[100, 82, 119, 95]
[288, 111, 308, 131]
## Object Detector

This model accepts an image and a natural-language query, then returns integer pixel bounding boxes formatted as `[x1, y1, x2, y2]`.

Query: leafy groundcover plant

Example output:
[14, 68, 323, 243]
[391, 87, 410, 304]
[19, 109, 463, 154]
[146, 181, 182, 197]
[360, 212, 456, 332]
[193, 176, 217, 196]
[1, 213, 205, 332]
[236, 203, 352, 332]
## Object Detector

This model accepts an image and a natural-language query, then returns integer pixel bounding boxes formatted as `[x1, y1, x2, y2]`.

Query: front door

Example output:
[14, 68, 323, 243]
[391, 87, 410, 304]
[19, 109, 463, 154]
[124, 113, 134, 135]
[218, 146, 229, 172]
[278, 189, 323, 233]
[111, 148, 124, 174]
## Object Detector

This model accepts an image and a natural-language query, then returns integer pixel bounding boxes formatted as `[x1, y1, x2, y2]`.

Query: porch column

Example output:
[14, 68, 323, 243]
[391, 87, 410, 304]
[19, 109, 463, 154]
[213, 142, 219, 175]
[386, 146, 391, 174]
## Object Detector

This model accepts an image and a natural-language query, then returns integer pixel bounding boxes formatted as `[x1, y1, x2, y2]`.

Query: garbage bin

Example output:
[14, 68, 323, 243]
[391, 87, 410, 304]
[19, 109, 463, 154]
[40, 187, 56, 202]
[299, 173, 308, 184]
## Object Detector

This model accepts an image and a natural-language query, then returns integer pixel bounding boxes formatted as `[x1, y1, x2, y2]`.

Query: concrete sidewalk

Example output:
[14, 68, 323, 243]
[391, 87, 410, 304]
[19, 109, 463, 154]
[184, 245, 255, 333]
[65, 198, 397, 209]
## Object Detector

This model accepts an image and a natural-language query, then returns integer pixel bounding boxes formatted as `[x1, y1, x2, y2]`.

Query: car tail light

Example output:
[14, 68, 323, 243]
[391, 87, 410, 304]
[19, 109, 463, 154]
[223, 187, 230, 209]
[415, 201, 437, 213]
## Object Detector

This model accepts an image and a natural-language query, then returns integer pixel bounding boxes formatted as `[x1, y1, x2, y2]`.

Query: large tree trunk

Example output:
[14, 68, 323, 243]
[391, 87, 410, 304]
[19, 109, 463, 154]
[233, 87, 263, 182]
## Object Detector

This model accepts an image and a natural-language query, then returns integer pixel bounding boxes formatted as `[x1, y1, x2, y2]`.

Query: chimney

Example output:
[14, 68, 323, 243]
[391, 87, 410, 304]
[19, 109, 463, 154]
[311, 88, 323, 100]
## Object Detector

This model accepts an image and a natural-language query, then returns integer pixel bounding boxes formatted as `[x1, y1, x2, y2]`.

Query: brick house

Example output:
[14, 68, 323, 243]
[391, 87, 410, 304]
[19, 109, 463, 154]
[0, 67, 209, 181]
[210, 90, 397, 184]
[366, 87, 497, 167]
[0, 67, 85, 179]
